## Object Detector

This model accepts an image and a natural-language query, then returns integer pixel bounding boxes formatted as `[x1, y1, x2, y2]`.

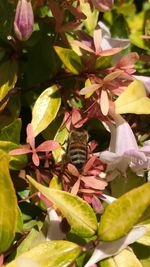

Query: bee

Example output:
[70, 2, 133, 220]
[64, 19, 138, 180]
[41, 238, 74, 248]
[66, 128, 89, 170]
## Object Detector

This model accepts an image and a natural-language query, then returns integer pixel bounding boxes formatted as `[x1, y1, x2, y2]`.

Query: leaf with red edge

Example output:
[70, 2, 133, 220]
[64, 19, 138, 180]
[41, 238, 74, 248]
[36, 140, 60, 152]
[100, 90, 109, 116]
[73, 40, 94, 53]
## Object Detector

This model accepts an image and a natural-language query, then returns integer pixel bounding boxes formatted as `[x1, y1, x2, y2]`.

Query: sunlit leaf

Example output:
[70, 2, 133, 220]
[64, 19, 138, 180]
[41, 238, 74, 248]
[53, 125, 69, 162]
[80, 0, 99, 33]
[130, 31, 150, 51]
[98, 183, 150, 241]
[0, 154, 18, 253]
[5, 240, 81, 267]
[31, 85, 61, 137]
[0, 141, 28, 170]
[115, 80, 150, 114]
[54, 46, 82, 74]
[100, 249, 142, 267]
[0, 60, 18, 111]
[27, 176, 98, 237]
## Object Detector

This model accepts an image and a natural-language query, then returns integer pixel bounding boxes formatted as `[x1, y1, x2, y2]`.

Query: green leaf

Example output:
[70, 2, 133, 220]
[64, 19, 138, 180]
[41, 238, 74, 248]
[5, 240, 81, 267]
[16, 207, 24, 234]
[53, 125, 69, 162]
[54, 46, 82, 74]
[131, 242, 150, 267]
[96, 56, 112, 70]
[0, 141, 28, 170]
[31, 85, 61, 137]
[98, 182, 150, 241]
[0, 119, 21, 144]
[100, 249, 142, 267]
[130, 31, 150, 51]
[27, 176, 98, 237]
[0, 155, 18, 253]
[115, 80, 150, 114]
[110, 169, 146, 198]
[0, 60, 18, 110]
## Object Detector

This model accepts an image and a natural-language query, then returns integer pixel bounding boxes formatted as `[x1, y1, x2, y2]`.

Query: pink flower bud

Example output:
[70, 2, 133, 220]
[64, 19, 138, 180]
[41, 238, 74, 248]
[14, 0, 34, 41]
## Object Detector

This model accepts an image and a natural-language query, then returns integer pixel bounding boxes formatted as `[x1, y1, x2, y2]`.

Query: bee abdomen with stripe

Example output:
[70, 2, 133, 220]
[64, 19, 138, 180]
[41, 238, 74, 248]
[67, 129, 88, 170]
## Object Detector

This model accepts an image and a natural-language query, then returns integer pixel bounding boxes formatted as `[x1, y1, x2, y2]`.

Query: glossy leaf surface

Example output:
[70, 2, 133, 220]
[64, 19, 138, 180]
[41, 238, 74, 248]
[98, 183, 150, 241]
[6, 240, 81, 267]
[31, 85, 61, 137]
[54, 46, 82, 74]
[27, 176, 98, 237]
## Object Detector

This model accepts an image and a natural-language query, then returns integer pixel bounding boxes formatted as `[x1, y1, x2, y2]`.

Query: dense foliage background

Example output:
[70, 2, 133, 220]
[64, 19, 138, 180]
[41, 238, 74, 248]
[0, 0, 150, 266]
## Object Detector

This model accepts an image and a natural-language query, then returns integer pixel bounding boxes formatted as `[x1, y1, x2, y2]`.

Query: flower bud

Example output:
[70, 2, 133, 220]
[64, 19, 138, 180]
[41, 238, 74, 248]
[14, 0, 34, 41]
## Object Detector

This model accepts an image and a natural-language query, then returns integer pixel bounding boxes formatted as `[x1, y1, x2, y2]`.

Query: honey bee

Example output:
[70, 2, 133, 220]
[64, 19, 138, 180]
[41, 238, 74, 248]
[66, 128, 89, 170]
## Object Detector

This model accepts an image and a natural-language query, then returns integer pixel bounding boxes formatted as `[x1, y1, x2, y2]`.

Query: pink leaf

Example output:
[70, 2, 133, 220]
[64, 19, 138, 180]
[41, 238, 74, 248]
[27, 123, 35, 149]
[71, 178, 81, 195]
[80, 188, 102, 194]
[9, 148, 31, 155]
[73, 40, 94, 53]
[91, 0, 113, 12]
[117, 52, 139, 68]
[100, 90, 109, 116]
[104, 70, 124, 82]
[83, 156, 97, 173]
[80, 84, 101, 95]
[0, 254, 4, 266]
[32, 152, 40, 166]
[36, 140, 60, 152]
[93, 27, 102, 54]
[67, 163, 80, 177]
[81, 176, 107, 190]
[92, 196, 104, 213]
[99, 47, 122, 56]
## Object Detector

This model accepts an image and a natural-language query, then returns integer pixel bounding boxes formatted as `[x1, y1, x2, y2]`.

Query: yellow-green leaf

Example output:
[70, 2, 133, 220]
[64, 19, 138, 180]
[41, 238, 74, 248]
[98, 183, 150, 241]
[27, 176, 98, 237]
[100, 249, 142, 267]
[115, 80, 150, 114]
[53, 125, 69, 162]
[80, 0, 99, 34]
[31, 85, 61, 137]
[0, 59, 18, 111]
[0, 154, 18, 253]
[54, 46, 82, 74]
[5, 240, 81, 267]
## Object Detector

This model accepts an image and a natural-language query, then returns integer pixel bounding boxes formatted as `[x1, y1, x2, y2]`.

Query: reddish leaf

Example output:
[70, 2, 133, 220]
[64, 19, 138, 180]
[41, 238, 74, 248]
[71, 178, 81, 195]
[73, 40, 94, 53]
[9, 148, 31, 155]
[67, 163, 80, 177]
[99, 47, 122, 56]
[26, 123, 35, 149]
[117, 52, 139, 68]
[104, 70, 124, 82]
[83, 156, 97, 173]
[81, 176, 107, 190]
[93, 27, 102, 54]
[36, 140, 60, 152]
[32, 152, 40, 166]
